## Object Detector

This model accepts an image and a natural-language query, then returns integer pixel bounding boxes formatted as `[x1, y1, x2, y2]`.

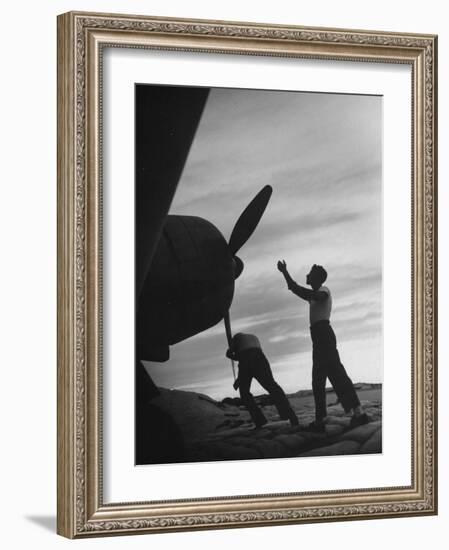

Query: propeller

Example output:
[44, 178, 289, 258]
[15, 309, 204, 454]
[224, 186, 273, 384]
[228, 185, 273, 256]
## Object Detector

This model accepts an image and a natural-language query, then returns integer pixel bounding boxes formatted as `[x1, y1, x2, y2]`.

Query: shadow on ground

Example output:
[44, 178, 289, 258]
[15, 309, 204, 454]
[25, 515, 56, 533]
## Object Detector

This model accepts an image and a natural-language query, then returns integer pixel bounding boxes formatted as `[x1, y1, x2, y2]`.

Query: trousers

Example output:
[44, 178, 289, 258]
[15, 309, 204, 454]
[237, 348, 295, 426]
[310, 320, 360, 420]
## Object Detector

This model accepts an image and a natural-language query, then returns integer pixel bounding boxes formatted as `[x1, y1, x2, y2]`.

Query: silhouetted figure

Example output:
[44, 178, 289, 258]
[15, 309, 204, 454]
[226, 332, 299, 428]
[277, 261, 369, 432]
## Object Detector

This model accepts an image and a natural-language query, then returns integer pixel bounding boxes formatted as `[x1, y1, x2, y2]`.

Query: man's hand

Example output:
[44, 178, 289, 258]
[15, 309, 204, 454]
[278, 259, 303, 299]
[233, 378, 240, 391]
[277, 259, 287, 273]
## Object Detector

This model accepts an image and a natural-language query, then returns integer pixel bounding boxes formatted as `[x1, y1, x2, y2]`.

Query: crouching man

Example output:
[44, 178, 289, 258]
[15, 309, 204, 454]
[226, 332, 299, 429]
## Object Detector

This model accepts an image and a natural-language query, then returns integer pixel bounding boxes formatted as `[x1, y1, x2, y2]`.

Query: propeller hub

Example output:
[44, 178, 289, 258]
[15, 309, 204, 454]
[233, 256, 244, 279]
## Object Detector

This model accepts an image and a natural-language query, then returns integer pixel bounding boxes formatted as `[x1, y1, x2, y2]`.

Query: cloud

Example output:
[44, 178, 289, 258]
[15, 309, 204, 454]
[268, 331, 304, 344]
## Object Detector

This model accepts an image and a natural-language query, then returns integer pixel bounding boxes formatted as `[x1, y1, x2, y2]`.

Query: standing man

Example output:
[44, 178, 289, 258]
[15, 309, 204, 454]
[277, 261, 369, 432]
[226, 332, 299, 429]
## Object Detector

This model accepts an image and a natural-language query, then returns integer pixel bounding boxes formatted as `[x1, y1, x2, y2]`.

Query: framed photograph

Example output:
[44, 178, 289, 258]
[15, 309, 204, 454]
[57, 11, 438, 538]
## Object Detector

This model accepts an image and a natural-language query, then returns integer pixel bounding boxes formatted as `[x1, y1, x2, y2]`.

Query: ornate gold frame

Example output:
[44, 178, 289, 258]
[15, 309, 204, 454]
[57, 11, 438, 538]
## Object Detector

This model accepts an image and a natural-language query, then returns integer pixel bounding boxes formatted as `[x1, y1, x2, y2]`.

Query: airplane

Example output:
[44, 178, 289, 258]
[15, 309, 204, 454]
[137, 184, 273, 363]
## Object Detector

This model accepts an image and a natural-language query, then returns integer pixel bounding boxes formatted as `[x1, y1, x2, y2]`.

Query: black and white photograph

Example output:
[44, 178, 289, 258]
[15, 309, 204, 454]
[135, 84, 383, 465]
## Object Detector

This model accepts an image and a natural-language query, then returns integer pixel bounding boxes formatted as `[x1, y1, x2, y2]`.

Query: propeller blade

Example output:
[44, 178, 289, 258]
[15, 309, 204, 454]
[224, 310, 233, 349]
[228, 185, 273, 255]
[223, 310, 236, 382]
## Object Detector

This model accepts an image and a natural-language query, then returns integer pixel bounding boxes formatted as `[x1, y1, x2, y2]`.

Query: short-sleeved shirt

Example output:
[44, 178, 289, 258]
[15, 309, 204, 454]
[309, 285, 332, 326]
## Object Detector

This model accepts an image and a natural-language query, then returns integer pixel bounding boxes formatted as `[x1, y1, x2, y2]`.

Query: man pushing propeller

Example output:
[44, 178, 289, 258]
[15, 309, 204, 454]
[225, 323, 299, 429]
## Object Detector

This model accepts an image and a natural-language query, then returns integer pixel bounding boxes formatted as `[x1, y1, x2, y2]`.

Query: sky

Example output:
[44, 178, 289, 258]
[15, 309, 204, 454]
[143, 87, 383, 400]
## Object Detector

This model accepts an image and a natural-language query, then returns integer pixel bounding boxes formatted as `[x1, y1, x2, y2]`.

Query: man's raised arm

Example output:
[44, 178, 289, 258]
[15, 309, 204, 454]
[277, 260, 327, 302]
